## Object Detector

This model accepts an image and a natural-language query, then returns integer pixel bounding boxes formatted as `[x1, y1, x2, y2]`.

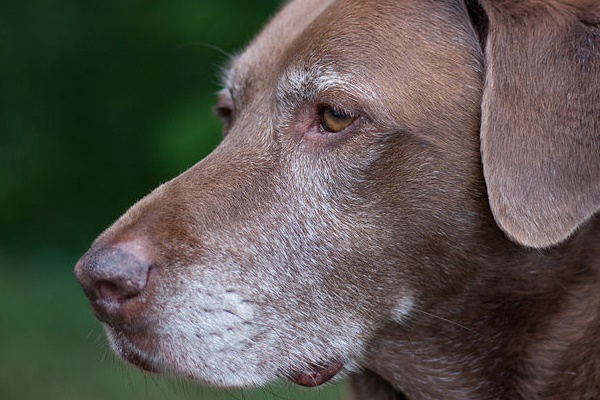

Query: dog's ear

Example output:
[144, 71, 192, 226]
[470, 0, 600, 248]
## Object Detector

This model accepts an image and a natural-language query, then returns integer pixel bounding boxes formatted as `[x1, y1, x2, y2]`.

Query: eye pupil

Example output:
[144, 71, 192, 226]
[330, 109, 345, 119]
[320, 107, 355, 133]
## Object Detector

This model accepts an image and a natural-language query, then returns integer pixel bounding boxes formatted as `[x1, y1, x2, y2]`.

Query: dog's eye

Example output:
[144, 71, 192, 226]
[213, 89, 233, 135]
[215, 105, 233, 129]
[320, 106, 355, 133]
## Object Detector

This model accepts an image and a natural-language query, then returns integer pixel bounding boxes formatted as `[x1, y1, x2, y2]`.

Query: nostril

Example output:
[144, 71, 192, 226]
[98, 281, 120, 301]
[74, 244, 151, 318]
[97, 280, 136, 304]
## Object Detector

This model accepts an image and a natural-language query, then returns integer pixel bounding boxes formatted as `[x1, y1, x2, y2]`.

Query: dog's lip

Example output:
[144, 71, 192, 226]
[285, 360, 344, 387]
[121, 346, 160, 373]
[106, 325, 163, 373]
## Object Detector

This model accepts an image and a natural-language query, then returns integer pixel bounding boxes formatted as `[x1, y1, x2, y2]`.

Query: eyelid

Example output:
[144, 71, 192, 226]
[214, 89, 234, 132]
[214, 90, 233, 113]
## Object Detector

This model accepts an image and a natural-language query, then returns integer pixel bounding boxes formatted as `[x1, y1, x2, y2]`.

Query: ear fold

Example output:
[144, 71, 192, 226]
[475, 0, 600, 248]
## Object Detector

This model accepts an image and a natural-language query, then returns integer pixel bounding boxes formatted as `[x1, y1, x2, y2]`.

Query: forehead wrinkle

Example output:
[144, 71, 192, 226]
[276, 64, 381, 110]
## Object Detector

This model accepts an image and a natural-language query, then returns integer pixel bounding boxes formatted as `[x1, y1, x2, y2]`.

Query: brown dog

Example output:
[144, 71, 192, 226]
[74, 0, 600, 398]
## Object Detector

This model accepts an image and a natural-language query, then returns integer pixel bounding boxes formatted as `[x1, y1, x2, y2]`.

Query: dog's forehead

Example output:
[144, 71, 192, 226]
[226, 0, 423, 86]
[226, 0, 479, 88]
[224, 0, 336, 88]
[232, 0, 474, 70]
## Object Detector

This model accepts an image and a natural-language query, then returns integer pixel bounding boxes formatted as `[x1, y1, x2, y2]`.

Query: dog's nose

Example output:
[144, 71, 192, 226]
[74, 244, 151, 322]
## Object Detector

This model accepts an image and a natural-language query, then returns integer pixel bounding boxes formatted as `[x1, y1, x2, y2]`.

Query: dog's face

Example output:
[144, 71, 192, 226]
[75, 0, 600, 392]
[77, 0, 485, 386]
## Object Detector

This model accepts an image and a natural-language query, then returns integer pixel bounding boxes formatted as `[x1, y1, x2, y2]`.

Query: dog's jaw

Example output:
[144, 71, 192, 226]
[98, 258, 390, 387]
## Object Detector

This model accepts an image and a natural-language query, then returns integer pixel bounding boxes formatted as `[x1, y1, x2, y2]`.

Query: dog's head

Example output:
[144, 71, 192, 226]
[75, 0, 599, 390]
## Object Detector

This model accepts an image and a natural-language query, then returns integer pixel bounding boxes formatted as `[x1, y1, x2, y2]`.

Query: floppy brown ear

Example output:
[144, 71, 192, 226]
[476, 0, 600, 248]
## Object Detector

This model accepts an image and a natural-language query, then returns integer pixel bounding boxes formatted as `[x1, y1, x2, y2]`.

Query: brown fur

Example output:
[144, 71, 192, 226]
[75, 0, 600, 398]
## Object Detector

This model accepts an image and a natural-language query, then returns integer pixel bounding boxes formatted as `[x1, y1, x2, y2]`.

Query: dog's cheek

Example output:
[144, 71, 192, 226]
[152, 284, 285, 386]
[146, 262, 367, 386]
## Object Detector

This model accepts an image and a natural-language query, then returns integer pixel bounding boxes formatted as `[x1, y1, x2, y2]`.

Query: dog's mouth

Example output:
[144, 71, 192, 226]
[107, 323, 345, 387]
[120, 345, 160, 373]
[105, 325, 165, 374]
[285, 360, 344, 387]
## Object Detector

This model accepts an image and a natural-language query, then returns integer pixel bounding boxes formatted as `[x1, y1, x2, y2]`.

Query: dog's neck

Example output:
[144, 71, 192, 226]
[353, 218, 600, 400]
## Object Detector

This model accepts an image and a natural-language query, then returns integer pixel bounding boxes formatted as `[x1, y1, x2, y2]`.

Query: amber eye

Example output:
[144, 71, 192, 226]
[320, 106, 355, 133]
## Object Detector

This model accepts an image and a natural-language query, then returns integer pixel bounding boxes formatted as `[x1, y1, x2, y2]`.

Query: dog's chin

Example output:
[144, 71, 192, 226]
[104, 326, 166, 374]
[104, 324, 347, 388]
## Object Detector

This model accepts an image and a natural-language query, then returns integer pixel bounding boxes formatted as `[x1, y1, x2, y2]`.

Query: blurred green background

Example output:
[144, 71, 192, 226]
[0, 0, 347, 399]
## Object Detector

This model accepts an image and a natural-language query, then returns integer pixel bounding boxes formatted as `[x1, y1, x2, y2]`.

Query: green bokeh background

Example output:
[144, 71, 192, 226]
[0, 1, 346, 399]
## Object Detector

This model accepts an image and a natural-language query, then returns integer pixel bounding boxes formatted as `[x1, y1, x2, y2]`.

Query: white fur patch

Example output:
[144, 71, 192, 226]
[392, 295, 415, 323]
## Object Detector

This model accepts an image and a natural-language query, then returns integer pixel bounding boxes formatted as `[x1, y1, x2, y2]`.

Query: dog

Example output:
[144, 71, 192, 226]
[74, 0, 600, 398]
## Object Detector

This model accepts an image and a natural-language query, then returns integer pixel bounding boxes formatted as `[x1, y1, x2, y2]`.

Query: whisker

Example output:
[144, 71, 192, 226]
[413, 307, 486, 339]
[176, 41, 232, 59]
